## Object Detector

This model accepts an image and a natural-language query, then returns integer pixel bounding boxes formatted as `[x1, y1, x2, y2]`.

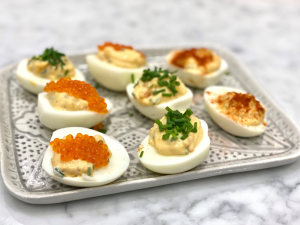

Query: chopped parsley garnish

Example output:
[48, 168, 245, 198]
[169, 76, 177, 83]
[63, 70, 69, 77]
[156, 107, 198, 141]
[131, 74, 135, 83]
[225, 71, 230, 75]
[94, 83, 100, 88]
[29, 47, 66, 69]
[99, 129, 106, 134]
[139, 151, 144, 158]
[140, 68, 179, 96]
[158, 80, 169, 86]
[153, 89, 165, 95]
[129, 113, 134, 117]
[134, 81, 139, 88]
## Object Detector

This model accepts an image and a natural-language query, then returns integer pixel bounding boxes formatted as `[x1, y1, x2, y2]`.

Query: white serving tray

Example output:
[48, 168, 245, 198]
[1, 44, 300, 204]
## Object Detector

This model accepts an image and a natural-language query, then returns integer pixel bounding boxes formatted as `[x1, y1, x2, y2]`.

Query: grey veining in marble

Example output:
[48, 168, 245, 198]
[1, 0, 300, 224]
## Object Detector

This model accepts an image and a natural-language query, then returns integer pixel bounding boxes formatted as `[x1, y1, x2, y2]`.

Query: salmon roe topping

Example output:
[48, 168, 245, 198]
[50, 133, 111, 168]
[171, 48, 214, 68]
[98, 42, 145, 58]
[92, 122, 104, 131]
[44, 78, 108, 114]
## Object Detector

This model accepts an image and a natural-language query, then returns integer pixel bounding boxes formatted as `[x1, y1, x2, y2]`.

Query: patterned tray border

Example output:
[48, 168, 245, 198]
[1, 43, 300, 204]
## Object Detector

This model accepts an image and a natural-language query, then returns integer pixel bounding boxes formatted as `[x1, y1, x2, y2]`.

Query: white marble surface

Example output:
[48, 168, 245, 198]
[1, 0, 300, 224]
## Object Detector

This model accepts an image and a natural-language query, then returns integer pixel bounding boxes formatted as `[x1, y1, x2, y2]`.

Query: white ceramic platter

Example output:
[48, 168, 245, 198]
[1, 44, 299, 204]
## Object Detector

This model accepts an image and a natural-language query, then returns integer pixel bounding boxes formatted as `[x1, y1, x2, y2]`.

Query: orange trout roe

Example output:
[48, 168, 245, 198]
[98, 42, 145, 58]
[44, 78, 108, 114]
[92, 122, 104, 131]
[50, 133, 111, 168]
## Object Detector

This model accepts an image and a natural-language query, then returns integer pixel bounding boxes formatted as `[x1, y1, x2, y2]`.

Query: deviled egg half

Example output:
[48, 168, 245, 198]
[16, 48, 85, 94]
[38, 78, 112, 130]
[166, 48, 228, 88]
[86, 42, 148, 91]
[126, 68, 193, 120]
[42, 127, 130, 187]
[138, 107, 210, 174]
[204, 86, 267, 137]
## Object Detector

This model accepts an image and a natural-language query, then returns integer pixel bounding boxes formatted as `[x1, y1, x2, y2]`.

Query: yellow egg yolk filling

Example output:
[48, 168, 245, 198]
[44, 78, 108, 113]
[97, 42, 146, 68]
[212, 92, 265, 126]
[133, 76, 187, 106]
[170, 48, 221, 75]
[28, 56, 75, 80]
[148, 115, 203, 156]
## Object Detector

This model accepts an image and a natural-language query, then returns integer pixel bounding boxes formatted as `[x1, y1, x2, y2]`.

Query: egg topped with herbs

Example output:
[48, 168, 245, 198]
[138, 107, 210, 174]
[38, 78, 112, 130]
[16, 48, 85, 94]
[42, 127, 129, 187]
[86, 42, 148, 91]
[126, 68, 193, 120]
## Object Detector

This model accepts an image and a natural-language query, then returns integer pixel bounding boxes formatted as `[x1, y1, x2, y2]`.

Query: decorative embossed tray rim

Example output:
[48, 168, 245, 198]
[1, 43, 300, 204]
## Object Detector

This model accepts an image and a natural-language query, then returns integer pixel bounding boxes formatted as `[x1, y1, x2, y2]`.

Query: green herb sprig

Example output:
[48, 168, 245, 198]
[29, 48, 66, 69]
[99, 129, 107, 134]
[155, 107, 198, 141]
[140, 67, 179, 96]
[139, 151, 144, 158]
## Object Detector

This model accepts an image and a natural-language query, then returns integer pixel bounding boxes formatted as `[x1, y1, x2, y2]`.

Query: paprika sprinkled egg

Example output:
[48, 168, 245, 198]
[204, 86, 267, 137]
[166, 48, 228, 88]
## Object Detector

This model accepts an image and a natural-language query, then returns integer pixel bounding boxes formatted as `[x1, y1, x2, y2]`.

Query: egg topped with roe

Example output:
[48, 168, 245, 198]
[86, 42, 148, 91]
[204, 86, 267, 137]
[42, 127, 129, 187]
[38, 78, 112, 130]
[126, 68, 193, 120]
[16, 48, 85, 94]
[166, 48, 228, 88]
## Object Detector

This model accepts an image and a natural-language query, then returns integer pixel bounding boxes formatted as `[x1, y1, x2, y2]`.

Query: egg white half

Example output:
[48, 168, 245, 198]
[204, 86, 267, 137]
[86, 54, 147, 92]
[126, 83, 193, 120]
[38, 92, 112, 130]
[42, 127, 130, 187]
[138, 119, 210, 174]
[166, 51, 228, 88]
[16, 59, 85, 95]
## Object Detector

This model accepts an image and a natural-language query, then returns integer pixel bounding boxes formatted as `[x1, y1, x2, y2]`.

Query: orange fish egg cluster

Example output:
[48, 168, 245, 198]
[44, 78, 108, 114]
[50, 133, 111, 168]
[92, 122, 104, 131]
[98, 42, 145, 58]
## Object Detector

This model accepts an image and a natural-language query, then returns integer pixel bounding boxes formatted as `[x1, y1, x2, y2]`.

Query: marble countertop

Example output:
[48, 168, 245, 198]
[1, 0, 300, 224]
